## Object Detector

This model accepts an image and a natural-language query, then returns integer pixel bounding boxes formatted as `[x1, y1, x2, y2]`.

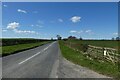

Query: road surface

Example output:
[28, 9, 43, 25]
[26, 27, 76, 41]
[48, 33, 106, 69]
[2, 41, 110, 78]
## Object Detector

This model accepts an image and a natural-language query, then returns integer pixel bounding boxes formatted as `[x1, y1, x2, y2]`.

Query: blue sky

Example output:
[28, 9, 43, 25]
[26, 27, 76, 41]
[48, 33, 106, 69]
[2, 2, 118, 39]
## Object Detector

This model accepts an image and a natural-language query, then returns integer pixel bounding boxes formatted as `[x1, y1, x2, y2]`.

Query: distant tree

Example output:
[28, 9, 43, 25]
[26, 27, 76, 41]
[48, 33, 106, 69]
[111, 37, 114, 40]
[59, 37, 62, 40]
[56, 35, 60, 39]
[79, 36, 83, 40]
[116, 37, 120, 40]
[56, 35, 62, 40]
[63, 38, 68, 41]
[68, 36, 72, 39]
[68, 36, 76, 40]
[51, 37, 53, 41]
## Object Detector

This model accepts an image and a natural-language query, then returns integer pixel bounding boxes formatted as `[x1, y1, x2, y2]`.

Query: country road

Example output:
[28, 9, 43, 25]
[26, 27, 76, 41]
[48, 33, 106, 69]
[2, 41, 110, 78]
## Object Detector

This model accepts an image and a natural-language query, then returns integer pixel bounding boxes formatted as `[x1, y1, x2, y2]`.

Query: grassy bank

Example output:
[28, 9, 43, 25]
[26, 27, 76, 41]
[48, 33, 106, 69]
[59, 41, 120, 79]
[1, 41, 51, 56]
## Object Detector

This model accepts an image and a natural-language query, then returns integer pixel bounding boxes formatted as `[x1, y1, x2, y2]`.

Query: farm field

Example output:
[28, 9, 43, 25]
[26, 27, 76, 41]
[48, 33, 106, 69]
[66, 39, 119, 49]
[2, 38, 51, 46]
[1, 38, 52, 56]
[59, 40, 120, 78]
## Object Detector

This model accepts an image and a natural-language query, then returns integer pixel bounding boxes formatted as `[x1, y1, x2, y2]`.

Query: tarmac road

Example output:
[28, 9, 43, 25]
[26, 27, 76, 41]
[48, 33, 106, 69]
[2, 41, 110, 78]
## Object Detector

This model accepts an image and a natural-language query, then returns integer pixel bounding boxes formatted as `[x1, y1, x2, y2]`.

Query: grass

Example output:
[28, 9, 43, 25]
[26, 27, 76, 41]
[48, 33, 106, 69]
[59, 41, 120, 79]
[66, 39, 118, 49]
[1, 41, 51, 56]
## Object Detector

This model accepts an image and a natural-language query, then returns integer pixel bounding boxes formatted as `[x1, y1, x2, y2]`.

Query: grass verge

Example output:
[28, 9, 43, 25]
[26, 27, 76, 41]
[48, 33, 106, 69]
[1, 41, 51, 57]
[59, 41, 120, 79]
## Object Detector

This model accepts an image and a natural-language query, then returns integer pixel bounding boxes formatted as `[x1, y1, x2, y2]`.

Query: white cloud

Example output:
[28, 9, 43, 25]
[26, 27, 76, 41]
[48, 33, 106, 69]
[36, 25, 43, 28]
[2, 29, 7, 32]
[6, 22, 38, 34]
[17, 9, 27, 13]
[85, 30, 92, 33]
[3, 5, 7, 7]
[70, 30, 93, 35]
[70, 16, 81, 23]
[7, 22, 19, 30]
[31, 24, 43, 28]
[78, 30, 83, 34]
[113, 32, 118, 36]
[85, 30, 94, 35]
[70, 30, 83, 34]
[58, 19, 63, 22]
[14, 29, 36, 34]
[30, 20, 44, 28]
[70, 30, 77, 33]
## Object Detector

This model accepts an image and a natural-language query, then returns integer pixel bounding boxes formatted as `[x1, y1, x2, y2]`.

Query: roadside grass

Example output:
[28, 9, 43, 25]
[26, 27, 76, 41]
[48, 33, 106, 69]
[59, 41, 120, 79]
[0, 47, 1, 57]
[1, 41, 51, 56]
[67, 39, 118, 49]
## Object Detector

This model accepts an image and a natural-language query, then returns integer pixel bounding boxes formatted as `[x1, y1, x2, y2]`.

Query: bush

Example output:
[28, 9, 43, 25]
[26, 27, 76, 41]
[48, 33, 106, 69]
[63, 39, 68, 41]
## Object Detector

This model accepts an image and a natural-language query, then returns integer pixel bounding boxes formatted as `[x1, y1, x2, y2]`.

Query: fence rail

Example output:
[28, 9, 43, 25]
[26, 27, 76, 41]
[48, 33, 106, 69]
[87, 45, 118, 63]
[64, 41, 119, 64]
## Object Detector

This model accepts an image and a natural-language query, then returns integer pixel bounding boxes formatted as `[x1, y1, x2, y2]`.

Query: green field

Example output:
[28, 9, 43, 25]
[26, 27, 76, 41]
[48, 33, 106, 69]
[2, 41, 50, 56]
[66, 39, 118, 49]
[2, 38, 51, 46]
[59, 41, 120, 78]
